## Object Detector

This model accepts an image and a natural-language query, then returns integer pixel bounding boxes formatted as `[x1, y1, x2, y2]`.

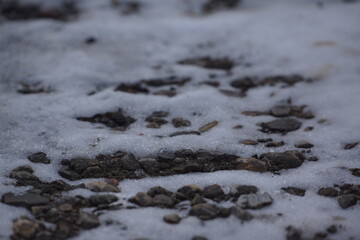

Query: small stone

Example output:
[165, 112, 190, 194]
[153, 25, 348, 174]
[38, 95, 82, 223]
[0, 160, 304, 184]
[10, 170, 39, 181]
[12, 218, 42, 238]
[260, 151, 304, 171]
[303, 126, 314, 132]
[163, 214, 181, 224]
[350, 168, 360, 177]
[235, 158, 268, 173]
[85, 36, 97, 44]
[89, 194, 118, 206]
[344, 142, 358, 150]
[307, 156, 319, 161]
[28, 152, 51, 164]
[199, 121, 218, 133]
[233, 125, 243, 129]
[281, 187, 306, 197]
[230, 185, 259, 198]
[177, 185, 202, 199]
[326, 225, 337, 234]
[58, 203, 73, 212]
[261, 118, 301, 133]
[189, 203, 220, 220]
[192, 236, 208, 240]
[58, 170, 81, 180]
[152, 194, 175, 208]
[257, 138, 273, 143]
[69, 157, 99, 173]
[170, 131, 201, 137]
[295, 141, 314, 148]
[240, 140, 257, 145]
[270, 104, 291, 117]
[1, 192, 49, 207]
[202, 184, 225, 201]
[85, 180, 120, 192]
[317, 118, 327, 124]
[12, 165, 34, 173]
[265, 141, 284, 147]
[147, 186, 172, 197]
[338, 195, 357, 209]
[172, 118, 191, 128]
[237, 192, 273, 209]
[314, 232, 327, 239]
[230, 77, 255, 90]
[191, 194, 207, 206]
[318, 187, 338, 197]
[230, 206, 253, 221]
[218, 207, 231, 218]
[119, 153, 140, 171]
[286, 226, 302, 240]
[138, 158, 159, 174]
[77, 211, 100, 229]
[129, 192, 153, 206]
[82, 166, 103, 176]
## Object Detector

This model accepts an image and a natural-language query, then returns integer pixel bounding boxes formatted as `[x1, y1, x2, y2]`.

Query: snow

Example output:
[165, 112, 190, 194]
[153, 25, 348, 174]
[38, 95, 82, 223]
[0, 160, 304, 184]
[1, 0, 360, 239]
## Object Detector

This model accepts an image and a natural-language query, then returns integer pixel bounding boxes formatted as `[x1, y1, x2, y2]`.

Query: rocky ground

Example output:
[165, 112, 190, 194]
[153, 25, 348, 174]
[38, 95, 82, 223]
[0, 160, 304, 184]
[0, 0, 360, 240]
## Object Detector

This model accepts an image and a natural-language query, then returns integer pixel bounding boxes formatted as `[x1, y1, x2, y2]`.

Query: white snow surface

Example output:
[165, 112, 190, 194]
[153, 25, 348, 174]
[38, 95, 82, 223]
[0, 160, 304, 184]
[0, 0, 360, 239]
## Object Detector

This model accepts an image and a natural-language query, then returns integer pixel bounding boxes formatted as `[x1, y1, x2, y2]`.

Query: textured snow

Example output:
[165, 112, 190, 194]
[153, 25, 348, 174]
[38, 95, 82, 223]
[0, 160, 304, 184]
[1, 0, 360, 239]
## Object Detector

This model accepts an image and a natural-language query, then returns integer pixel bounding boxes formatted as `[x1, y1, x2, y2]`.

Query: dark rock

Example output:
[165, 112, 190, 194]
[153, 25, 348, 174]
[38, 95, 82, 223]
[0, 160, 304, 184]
[230, 77, 256, 91]
[237, 192, 273, 209]
[12, 165, 34, 173]
[344, 142, 358, 150]
[172, 118, 191, 128]
[281, 187, 306, 197]
[218, 207, 231, 218]
[270, 104, 291, 117]
[295, 141, 314, 148]
[304, 126, 314, 132]
[129, 192, 153, 206]
[235, 158, 268, 172]
[178, 57, 234, 71]
[163, 214, 181, 224]
[202, 0, 241, 14]
[286, 226, 302, 240]
[230, 206, 253, 221]
[261, 118, 301, 133]
[265, 141, 284, 147]
[189, 203, 220, 220]
[326, 225, 337, 234]
[2, 192, 49, 207]
[82, 166, 103, 177]
[170, 131, 201, 137]
[350, 168, 360, 177]
[10, 170, 39, 181]
[199, 121, 218, 133]
[119, 153, 140, 171]
[28, 152, 51, 164]
[85, 37, 97, 44]
[260, 151, 304, 171]
[142, 76, 190, 87]
[257, 138, 273, 143]
[115, 83, 149, 94]
[77, 109, 135, 130]
[138, 158, 159, 174]
[307, 156, 319, 161]
[58, 170, 81, 181]
[77, 211, 100, 229]
[69, 157, 99, 173]
[202, 184, 225, 201]
[240, 140, 257, 145]
[89, 194, 118, 206]
[177, 185, 202, 199]
[338, 195, 357, 209]
[318, 187, 338, 197]
[147, 186, 172, 197]
[191, 194, 207, 206]
[230, 185, 259, 198]
[233, 124, 243, 129]
[192, 236, 208, 240]
[152, 194, 175, 208]
[12, 217, 43, 239]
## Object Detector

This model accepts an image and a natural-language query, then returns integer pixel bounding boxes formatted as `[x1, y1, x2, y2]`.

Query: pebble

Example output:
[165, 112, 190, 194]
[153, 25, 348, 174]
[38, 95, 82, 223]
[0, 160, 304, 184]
[1, 192, 49, 207]
[265, 141, 284, 147]
[172, 118, 191, 128]
[295, 141, 314, 148]
[240, 140, 257, 145]
[192, 236, 208, 240]
[230, 185, 259, 198]
[191, 194, 207, 206]
[189, 203, 220, 220]
[77, 211, 100, 229]
[260, 151, 304, 171]
[350, 168, 360, 177]
[12, 165, 34, 173]
[170, 131, 201, 137]
[129, 192, 153, 206]
[270, 104, 291, 117]
[235, 158, 268, 173]
[281, 187, 306, 197]
[138, 158, 159, 174]
[12, 218, 42, 239]
[177, 185, 202, 199]
[178, 57, 234, 71]
[199, 121, 218, 133]
[344, 142, 358, 150]
[85, 180, 120, 192]
[119, 153, 140, 171]
[237, 192, 273, 209]
[163, 214, 181, 224]
[261, 118, 301, 133]
[230, 206, 253, 221]
[89, 194, 118, 206]
[233, 124, 243, 129]
[230, 77, 255, 91]
[147, 186, 172, 197]
[337, 195, 357, 209]
[27, 152, 51, 164]
[10, 170, 39, 181]
[318, 187, 338, 197]
[152, 194, 175, 208]
[202, 184, 225, 201]
[303, 126, 314, 132]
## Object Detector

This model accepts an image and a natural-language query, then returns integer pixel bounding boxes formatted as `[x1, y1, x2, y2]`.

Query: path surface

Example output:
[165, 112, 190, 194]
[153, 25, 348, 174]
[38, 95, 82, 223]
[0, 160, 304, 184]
[0, 0, 360, 239]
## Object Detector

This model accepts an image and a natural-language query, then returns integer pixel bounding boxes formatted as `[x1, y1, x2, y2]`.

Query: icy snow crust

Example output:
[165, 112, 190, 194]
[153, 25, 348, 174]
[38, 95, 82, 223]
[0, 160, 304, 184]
[0, 0, 360, 239]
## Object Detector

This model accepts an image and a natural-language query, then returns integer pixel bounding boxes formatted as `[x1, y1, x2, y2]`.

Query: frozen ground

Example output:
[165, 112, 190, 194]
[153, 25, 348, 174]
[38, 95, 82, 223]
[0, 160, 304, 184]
[0, 0, 360, 239]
